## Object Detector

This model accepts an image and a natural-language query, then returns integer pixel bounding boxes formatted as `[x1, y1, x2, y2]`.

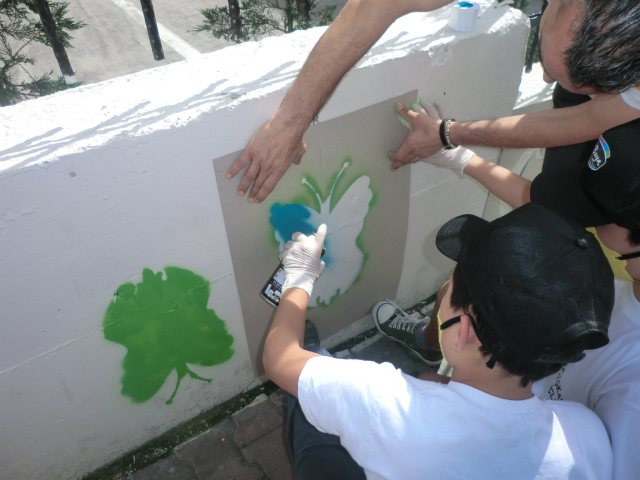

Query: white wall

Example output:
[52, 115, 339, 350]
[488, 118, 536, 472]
[0, 3, 528, 479]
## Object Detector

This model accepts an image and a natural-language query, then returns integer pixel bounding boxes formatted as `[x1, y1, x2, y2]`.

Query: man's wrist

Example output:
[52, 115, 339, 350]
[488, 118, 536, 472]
[269, 108, 313, 140]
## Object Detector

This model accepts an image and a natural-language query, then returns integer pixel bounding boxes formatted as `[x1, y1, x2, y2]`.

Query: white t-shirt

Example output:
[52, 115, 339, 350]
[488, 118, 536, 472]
[299, 356, 612, 480]
[533, 280, 640, 480]
[620, 84, 640, 110]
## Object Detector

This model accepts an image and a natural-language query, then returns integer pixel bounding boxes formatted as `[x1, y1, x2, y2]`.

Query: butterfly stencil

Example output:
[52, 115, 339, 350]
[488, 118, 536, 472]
[269, 161, 373, 307]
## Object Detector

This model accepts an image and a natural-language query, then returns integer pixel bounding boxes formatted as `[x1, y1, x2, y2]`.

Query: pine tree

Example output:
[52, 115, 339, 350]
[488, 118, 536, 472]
[1, 0, 85, 106]
[193, 0, 336, 43]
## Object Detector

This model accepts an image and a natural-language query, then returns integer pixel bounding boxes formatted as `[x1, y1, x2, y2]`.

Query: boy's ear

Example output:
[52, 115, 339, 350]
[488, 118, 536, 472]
[451, 314, 480, 352]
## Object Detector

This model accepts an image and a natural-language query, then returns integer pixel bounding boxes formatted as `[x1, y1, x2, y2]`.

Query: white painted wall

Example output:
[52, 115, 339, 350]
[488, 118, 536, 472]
[0, 3, 528, 479]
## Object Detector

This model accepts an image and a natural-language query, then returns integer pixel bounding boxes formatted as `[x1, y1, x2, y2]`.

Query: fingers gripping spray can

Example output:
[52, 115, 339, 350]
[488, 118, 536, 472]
[260, 243, 326, 307]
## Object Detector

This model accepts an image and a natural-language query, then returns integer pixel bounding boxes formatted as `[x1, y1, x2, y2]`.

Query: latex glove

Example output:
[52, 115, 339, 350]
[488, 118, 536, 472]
[279, 224, 327, 297]
[226, 113, 307, 204]
[411, 100, 475, 178]
[387, 99, 444, 171]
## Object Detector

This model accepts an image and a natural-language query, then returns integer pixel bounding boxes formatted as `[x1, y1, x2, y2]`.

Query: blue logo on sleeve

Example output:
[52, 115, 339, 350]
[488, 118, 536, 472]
[588, 136, 610, 171]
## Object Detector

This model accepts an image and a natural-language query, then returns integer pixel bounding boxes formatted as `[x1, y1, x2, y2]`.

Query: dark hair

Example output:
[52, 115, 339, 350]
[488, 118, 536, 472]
[564, 0, 640, 93]
[450, 264, 590, 387]
[629, 229, 640, 247]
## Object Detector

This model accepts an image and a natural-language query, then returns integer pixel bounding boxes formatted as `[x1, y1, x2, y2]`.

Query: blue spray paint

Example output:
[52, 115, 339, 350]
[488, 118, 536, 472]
[268, 162, 373, 307]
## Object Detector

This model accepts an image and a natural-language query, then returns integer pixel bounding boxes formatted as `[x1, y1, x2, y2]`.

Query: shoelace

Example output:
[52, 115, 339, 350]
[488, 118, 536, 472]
[388, 310, 419, 333]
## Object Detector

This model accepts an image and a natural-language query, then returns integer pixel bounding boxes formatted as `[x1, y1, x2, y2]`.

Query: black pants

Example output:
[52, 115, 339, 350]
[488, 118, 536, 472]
[286, 345, 366, 480]
[541, 84, 598, 172]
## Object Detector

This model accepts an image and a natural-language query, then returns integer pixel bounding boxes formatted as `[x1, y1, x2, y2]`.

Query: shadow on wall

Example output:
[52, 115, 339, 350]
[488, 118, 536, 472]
[1, 3, 512, 171]
[0, 61, 299, 170]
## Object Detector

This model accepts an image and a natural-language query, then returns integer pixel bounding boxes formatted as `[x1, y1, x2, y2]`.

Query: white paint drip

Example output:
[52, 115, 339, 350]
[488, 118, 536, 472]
[276, 162, 373, 307]
[108, 0, 201, 60]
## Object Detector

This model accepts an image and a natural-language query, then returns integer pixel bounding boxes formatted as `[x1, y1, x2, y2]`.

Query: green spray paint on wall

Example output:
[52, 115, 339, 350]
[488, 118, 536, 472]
[103, 267, 234, 405]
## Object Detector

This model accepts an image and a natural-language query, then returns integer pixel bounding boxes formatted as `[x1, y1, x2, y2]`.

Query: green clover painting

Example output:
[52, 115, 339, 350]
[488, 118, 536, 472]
[103, 267, 234, 404]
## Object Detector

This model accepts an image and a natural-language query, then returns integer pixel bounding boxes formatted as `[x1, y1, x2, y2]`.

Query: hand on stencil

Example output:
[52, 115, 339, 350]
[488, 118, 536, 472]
[410, 101, 474, 177]
[387, 99, 444, 171]
[226, 114, 307, 204]
[279, 224, 327, 297]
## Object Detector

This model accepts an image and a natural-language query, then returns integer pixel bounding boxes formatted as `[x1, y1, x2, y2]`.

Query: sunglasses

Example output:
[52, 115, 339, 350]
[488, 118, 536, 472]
[440, 314, 497, 369]
[617, 251, 640, 261]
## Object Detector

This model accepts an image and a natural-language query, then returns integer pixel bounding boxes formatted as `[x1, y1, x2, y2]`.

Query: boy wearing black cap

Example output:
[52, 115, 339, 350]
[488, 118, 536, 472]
[263, 204, 613, 480]
[384, 114, 640, 480]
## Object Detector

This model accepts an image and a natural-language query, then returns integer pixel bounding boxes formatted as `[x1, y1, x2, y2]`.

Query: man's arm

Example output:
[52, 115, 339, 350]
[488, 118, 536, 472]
[450, 94, 640, 148]
[227, 0, 454, 203]
[263, 288, 320, 397]
[390, 93, 640, 170]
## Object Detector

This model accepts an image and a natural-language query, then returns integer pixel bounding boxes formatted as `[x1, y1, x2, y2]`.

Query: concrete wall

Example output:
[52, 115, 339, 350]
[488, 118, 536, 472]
[0, 3, 528, 479]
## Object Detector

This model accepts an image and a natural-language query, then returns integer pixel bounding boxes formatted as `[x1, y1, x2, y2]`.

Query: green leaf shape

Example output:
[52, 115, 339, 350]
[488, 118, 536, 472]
[103, 267, 234, 405]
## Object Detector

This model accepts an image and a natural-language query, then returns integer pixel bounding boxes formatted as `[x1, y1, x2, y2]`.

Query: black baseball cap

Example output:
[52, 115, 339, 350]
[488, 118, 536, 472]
[436, 203, 613, 364]
[530, 117, 640, 231]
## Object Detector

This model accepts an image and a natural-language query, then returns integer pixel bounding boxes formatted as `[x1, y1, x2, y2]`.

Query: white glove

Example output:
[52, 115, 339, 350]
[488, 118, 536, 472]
[279, 224, 327, 297]
[408, 100, 475, 178]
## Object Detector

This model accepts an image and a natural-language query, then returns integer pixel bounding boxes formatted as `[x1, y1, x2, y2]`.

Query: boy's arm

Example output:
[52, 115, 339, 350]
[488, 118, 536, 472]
[263, 288, 320, 397]
[463, 154, 531, 209]
[262, 225, 327, 397]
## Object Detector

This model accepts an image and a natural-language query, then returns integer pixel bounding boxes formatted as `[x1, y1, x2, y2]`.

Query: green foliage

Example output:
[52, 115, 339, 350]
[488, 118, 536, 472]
[0, 0, 85, 106]
[525, 24, 540, 66]
[103, 267, 235, 405]
[193, 0, 336, 43]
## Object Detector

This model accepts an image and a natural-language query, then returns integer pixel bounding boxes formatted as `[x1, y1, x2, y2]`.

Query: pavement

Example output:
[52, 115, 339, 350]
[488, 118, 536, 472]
[16, 0, 347, 86]
[116, 301, 437, 480]
[17, 0, 541, 87]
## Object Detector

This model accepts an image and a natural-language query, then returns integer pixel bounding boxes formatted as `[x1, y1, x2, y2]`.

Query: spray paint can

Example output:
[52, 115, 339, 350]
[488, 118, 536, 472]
[261, 246, 326, 307]
[448, 2, 480, 32]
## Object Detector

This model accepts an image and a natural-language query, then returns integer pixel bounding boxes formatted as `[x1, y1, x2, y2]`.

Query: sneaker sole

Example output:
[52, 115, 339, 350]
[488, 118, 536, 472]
[372, 301, 442, 367]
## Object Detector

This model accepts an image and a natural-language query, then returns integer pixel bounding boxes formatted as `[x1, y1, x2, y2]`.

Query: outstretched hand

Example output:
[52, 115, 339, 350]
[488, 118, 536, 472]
[390, 100, 474, 177]
[388, 100, 444, 171]
[279, 224, 327, 297]
[226, 115, 307, 203]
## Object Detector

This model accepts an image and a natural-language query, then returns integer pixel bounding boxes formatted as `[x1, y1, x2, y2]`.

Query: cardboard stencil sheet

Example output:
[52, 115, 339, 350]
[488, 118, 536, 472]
[214, 92, 415, 370]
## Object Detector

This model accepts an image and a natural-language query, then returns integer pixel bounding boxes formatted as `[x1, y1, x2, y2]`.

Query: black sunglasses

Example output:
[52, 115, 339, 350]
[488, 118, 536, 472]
[440, 314, 497, 369]
[617, 251, 640, 261]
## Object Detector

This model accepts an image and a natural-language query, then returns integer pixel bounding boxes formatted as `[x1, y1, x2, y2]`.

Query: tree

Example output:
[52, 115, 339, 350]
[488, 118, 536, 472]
[0, 0, 85, 106]
[193, 0, 336, 43]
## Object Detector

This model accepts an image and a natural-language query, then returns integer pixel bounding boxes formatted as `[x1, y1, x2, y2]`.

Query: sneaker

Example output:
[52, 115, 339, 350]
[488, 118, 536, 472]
[303, 320, 320, 347]
[372, 300, 443, 366]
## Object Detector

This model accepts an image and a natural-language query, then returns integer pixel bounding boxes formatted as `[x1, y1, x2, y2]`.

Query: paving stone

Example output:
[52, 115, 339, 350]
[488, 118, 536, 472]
[269, 389, 287, 409]
[349, 333, 383, 353]
[128, 455, 195, 480]
[241, 425, 295, 480]
[175, 419, 263, 480]
[333, 349, 351, 359]
[351, 335, 436, 376]
[233, 394, 283, 447]
[269, 389, 288, 420]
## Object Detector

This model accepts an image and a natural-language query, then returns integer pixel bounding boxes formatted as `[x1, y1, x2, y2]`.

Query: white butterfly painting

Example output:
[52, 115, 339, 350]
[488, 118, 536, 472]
[269, 161, 373, 307]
